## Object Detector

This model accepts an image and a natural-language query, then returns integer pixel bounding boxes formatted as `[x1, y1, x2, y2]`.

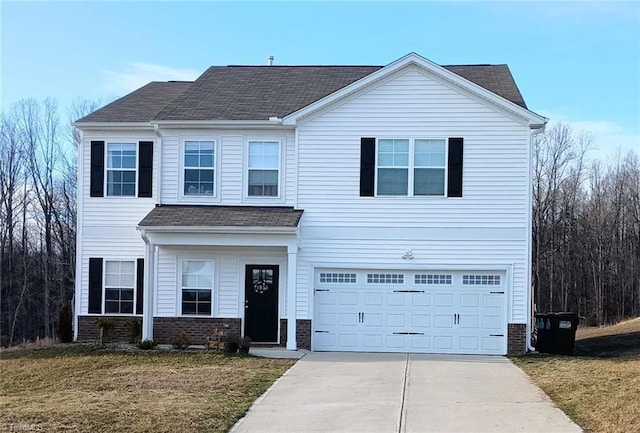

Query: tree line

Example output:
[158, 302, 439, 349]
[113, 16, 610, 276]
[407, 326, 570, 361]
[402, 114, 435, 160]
[0, 99, 638, 346]
[533, 124, 640, 325]
[0, 98, 97, 346]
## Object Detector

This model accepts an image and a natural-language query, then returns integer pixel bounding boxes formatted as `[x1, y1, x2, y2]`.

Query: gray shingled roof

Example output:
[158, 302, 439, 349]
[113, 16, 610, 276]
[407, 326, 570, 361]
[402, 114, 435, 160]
[77, 63, 527, 123]
[77, 81, 192, 123]
[139, 205, 304, 228]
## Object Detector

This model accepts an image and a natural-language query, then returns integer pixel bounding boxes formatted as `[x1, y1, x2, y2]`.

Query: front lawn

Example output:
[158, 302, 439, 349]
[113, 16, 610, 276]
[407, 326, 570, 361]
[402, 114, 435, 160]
[0, 345, 295, 433]
[513, 317, 640, 433]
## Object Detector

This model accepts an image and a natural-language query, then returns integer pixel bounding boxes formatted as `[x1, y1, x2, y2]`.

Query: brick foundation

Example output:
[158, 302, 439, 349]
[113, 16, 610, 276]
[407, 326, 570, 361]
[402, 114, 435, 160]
[507, 323, 527, 355]
[153, 317, 241, 345]
[76, 315, 141, 343]
[280, 319, 312, 350]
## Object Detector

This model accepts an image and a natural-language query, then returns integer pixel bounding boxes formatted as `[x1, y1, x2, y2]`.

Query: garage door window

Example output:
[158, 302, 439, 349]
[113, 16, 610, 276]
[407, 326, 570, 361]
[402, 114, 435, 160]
[462, 275, 501, 285]
[367, 273, 404, 284]
[319, 273, 357, 283]
[415, 274, 452, 285]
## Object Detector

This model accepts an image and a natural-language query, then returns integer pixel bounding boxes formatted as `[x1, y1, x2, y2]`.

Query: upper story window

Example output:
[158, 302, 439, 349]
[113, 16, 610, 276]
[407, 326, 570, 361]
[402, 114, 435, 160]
[184, 140, 215, 197]
[377, 139, 409, 195]
[181, 260, 213, 316]
[248, 140, 279, 197]
[104, 260, 135, 314]
[107, 143, 136, 196]
[377, 138, 446, 196]
[414, 139, 446, 196]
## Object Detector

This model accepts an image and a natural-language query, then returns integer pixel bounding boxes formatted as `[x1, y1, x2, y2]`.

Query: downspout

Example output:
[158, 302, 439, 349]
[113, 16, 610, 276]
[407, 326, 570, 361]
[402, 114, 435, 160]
[527, 125, 546, 352]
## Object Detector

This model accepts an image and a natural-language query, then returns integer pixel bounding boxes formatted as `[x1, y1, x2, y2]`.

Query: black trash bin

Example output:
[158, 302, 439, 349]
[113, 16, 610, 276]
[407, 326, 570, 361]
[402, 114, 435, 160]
[552, 312, 579, 355]
[535, 313, 551, 353]
[535, 312, 579, 355]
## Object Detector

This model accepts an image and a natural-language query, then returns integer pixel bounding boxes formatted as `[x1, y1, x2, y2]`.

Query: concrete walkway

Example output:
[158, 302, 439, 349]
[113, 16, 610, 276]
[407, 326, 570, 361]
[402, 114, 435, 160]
[230, 352, 582, 433]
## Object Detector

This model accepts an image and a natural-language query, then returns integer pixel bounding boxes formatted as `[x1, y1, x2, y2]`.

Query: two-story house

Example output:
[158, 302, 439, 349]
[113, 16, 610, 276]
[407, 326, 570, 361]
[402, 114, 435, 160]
[74, 53, 546, 355]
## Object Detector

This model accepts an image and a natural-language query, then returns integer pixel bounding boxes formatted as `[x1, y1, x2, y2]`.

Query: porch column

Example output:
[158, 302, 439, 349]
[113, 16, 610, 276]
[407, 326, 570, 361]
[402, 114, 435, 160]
[142, 238, 155, 341]
[286, 243, 298, 350]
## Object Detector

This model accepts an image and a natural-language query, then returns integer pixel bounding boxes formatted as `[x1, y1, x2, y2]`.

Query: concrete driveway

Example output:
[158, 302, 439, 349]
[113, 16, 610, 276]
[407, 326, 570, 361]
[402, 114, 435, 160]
[230, 352, 582, 433]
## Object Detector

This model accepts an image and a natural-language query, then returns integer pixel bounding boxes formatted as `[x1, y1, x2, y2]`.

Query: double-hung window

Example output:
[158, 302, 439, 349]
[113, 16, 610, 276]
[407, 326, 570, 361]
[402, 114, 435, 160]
[377, 139, 409, 195]
[181, 260, 213, 315]
[184, 141, 215, 196]
[377, 138, 446, 196]
[414, 139, 446, 195]
[248, 141, 279, 197]
[107, 143, 136, 196]
[104, 260, 135, 314]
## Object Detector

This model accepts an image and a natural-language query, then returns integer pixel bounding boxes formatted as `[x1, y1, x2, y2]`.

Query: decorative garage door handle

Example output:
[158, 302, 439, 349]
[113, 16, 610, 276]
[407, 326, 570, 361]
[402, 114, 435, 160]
[392, 332, 425, 335]
[393, 290, 425, 293]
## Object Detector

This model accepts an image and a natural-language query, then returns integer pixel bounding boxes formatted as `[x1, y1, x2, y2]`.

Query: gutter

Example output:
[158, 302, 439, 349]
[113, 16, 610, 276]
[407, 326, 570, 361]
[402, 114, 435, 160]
[135, 225, 298, 235]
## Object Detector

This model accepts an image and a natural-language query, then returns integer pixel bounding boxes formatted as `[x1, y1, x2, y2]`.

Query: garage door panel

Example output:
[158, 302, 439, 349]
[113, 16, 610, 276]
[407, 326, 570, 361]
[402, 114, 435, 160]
[386, 293, 406, 306]
[434, 293, 454, 307]
[483, 294, 503, 308]
[411, 293, 430, 306]
[411, 314, 430, 328]
[385, 334, 405, 348]
[338, 333, 357, 347]
[338, 312, 358, 326]
[364, 292, 383, 306]
[434, 335, 453, 350]
[365, 313, 384, 326]
[317, 312, 337, 326]
[339, 291, 358, 305]
[434, 314, 454, 328]
[460, 315, 480, 328]
[460, 294, 480, 307]
[459, 336, 480, 350]
[483, 315, 503, 329]
[313, 269, 506, 355]
[385, 314, 405, 327]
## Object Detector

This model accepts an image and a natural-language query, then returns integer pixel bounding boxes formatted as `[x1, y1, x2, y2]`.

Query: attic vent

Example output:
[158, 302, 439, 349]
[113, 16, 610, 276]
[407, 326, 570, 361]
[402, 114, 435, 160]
[267, 55, 274, 66]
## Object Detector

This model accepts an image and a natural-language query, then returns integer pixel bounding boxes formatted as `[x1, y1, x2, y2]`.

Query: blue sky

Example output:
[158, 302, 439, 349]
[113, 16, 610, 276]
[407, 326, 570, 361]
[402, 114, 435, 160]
[2, 1, 639, 158]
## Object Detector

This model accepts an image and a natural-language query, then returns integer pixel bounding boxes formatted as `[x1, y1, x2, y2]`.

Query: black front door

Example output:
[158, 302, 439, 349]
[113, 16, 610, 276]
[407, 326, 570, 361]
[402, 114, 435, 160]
[244, 265, 279, 343]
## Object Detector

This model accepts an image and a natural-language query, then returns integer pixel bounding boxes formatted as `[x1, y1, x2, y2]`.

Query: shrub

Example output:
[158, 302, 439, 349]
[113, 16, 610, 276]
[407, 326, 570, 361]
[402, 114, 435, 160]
[238, 336, 252, 354]
[126, 318, 142, 344]
[57, 300, 74, 343]
[138, 339, 157, 350]
[95, 318, 116, 346]
[172, 331, 192, 350]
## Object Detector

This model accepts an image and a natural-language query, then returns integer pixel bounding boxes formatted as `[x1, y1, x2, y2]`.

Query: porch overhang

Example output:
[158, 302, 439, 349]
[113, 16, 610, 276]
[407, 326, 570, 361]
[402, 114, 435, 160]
[136, 205, 303, 350]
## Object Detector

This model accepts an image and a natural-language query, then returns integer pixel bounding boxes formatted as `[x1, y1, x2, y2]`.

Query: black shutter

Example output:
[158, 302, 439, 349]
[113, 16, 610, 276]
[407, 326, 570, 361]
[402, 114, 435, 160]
[138, 141, 153, 198]
[136, 258, 144, 315]
[360, 138, 376, 197]
[447, 138, 464, 197]
[90, 141, 104, 197]
[88, 258, 103, 314]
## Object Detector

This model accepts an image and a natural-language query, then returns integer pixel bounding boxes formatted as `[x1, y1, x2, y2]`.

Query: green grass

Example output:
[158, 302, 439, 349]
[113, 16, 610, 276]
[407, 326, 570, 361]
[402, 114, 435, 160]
[0, 344, 295, 433]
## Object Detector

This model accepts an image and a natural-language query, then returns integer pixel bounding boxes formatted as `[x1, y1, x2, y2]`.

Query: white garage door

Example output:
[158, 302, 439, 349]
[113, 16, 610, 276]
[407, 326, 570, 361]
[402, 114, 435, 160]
[313, 269, 507, 355]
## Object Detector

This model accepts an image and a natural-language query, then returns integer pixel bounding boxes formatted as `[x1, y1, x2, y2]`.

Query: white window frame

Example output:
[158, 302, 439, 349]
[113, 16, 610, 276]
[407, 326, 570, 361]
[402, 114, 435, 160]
[244, 138, 283, 201]
[179, 138, 219, 202]
[375, 137, 448, 197]
[178, 258, 215, 317]
[103, 259, 137, 315]
[105, 142, 137, 197]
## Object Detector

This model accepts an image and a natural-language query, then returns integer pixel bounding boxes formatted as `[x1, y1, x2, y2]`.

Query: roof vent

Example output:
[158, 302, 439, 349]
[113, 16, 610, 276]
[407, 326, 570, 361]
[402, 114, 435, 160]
[267, 55, 274, 66]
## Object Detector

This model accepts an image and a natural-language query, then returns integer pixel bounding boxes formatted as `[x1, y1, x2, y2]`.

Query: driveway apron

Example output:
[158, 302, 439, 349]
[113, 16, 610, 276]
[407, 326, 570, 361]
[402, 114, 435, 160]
[230, 352, 582, 433]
